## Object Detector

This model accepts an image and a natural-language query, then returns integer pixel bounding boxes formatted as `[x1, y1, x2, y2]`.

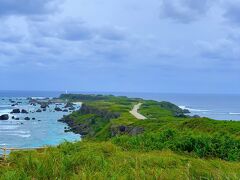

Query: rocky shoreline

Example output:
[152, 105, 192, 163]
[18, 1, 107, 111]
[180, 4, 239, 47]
[58, 103, 145, 138]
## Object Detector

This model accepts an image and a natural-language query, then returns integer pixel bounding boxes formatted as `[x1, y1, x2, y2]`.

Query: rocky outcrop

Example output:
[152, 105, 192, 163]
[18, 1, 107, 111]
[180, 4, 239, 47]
[55, 107, 62, 112]
[40, 102, 49, 109]
[64, 102, 74, 108]
[11, 109, 21, 114]
[24, 117, 30, 120]
[36, 109, 42, 113]
[0, 114, 9, 120]
[59, 104, 122, 137]
[69, 107, 75, 111]
[182, 109, 191, 114]
[21, 109, 28, 114]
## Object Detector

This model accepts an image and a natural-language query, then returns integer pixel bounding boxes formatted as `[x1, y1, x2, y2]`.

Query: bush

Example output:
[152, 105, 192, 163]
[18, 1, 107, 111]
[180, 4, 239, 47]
[112, 129, 240, 161]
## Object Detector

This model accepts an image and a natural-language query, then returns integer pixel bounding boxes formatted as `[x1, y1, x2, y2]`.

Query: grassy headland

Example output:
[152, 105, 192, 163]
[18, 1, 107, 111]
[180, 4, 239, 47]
[1, 94, 240, 179]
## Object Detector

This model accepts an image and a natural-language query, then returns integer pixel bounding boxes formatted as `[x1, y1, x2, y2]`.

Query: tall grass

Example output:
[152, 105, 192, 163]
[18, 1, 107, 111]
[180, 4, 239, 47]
[113, 129, 240, 161]
[1, 141, 240, 180]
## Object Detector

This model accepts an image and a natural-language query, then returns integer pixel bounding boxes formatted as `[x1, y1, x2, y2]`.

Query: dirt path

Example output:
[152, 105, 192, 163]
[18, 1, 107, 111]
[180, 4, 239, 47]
[130, 103, 147, 120]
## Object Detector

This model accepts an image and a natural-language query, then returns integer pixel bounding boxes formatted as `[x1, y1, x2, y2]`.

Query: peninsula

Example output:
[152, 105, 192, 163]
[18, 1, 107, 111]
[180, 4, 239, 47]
[1, 94, 240, 179]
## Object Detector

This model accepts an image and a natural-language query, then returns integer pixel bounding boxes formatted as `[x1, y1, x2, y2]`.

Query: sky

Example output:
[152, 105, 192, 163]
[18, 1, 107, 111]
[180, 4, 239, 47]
[0, 0, 240, 94]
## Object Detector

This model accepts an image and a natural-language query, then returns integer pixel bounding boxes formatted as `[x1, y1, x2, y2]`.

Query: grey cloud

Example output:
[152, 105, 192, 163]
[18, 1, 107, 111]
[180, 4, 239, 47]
[99, 28, 126, 41]
[0, 16, 134, 68]
[0, 0, 61, 17]
[159, 0, 213, 23]
[223, 1, 240, 26]
[30, 18, 126, 42]
[196, 38, 240, 61]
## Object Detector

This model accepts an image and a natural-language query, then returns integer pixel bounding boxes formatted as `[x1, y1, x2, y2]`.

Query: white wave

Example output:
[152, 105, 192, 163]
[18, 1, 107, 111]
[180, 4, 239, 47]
[7, 134, 31, 138]
[0, 130, 30, 134]
[0, 125, 19, 130]
[179, 105, 210, 112]
[0, 144, 8, 146]
[31, 97, 47, 100]
[0, 108, 12, 114]
[229, 112, 240, 115]
[179, 106, 186, 109]
[73, 102, 82, 106]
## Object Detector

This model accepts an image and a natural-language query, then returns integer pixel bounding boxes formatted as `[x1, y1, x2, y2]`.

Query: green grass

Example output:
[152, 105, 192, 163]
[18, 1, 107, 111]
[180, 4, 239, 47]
[1, 94, 240, 179]
[1, 141, 240, 180]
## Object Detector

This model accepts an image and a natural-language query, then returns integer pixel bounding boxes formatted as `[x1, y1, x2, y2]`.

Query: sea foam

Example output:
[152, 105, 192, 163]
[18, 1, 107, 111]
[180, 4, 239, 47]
[179, 106, 210, 112]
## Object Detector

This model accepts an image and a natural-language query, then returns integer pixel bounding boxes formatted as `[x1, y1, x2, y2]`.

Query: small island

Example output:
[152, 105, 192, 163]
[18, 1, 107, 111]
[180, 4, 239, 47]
[1, 94, 240, 179]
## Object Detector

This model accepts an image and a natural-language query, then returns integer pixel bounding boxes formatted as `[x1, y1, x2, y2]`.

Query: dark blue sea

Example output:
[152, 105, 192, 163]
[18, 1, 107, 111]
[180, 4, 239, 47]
[0, 91, 240, 149]
[110, 92, 240, 121]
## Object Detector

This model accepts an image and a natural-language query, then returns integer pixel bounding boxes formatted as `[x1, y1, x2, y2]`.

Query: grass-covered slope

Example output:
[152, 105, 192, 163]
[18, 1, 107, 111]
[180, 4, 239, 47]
[1, 141, 240, 179]
[1, 94, 240, 179]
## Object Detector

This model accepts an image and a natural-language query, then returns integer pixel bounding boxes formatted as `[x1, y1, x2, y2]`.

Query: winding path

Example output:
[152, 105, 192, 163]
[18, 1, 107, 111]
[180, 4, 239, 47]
[130, 103, 147, 120]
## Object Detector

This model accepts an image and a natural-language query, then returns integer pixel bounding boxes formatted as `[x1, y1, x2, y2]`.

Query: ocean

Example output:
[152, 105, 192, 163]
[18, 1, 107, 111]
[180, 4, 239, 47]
[0, 91, 80, 149]
[0, 91, 240, 149]
[111, 92, 240, 121]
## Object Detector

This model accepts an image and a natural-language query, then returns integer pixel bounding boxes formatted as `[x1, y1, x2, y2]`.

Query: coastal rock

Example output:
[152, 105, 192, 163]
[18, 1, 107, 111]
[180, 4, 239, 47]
[63, 109, 68, 112]
[183, 109, 191, 114]
[69, 107, 76, 111]
[11, 109, 21, 114]
[40, 103, 49, 109]
[15, 118, 20, 120]
[12, 116, 15, 119]
[42, 108, 47, 111]
[54, 107, 62, 112]
[32, 118, 36, 120]
[9, 100, 15, 103]
[0, 114, 9, 120]
[21, 109, 28, 114]
[24, 117, 30, 120]
[174, 113, 187, 118]
[36, 109, 42, 113]
[64, 102, 74, 108]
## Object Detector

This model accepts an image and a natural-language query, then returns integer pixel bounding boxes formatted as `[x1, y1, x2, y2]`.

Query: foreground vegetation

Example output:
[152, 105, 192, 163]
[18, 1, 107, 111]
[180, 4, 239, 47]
[1, 94, 240, 179]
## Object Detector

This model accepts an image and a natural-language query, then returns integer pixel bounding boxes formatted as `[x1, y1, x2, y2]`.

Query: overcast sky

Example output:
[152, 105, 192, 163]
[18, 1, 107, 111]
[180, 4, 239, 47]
[0, 0, 240, 93]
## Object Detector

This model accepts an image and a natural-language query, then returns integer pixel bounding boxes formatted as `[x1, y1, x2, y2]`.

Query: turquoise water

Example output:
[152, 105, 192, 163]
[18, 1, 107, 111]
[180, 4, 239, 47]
[0, 97, 80, 149]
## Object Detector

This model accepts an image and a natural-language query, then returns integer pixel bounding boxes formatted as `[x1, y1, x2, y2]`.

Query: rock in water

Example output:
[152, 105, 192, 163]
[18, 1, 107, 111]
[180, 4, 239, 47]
[21, 109, 28, 114]
[54, 107, 62, 112]
[11, 109, 21, 113]
[69, 107, 76, 111]
[40, 103, 49, 109]
[24, 117, 30, 120]
[36, 109, 42, 113]
[64, 102, 74, 108]
[0, 114, 9, 120]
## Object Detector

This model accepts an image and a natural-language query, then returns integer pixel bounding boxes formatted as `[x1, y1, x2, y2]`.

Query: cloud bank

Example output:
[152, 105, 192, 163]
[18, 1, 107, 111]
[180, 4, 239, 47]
[0, 0, 239, 93]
